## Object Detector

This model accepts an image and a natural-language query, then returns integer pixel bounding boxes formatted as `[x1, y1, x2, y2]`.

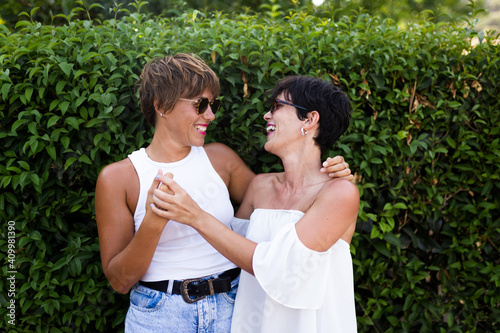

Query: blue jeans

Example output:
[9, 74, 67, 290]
[125, 275, 239, 333]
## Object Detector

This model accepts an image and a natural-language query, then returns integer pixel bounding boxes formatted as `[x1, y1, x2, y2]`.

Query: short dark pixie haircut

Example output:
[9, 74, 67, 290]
[266, 76, 351, 154]
[139, 53, 220, 126]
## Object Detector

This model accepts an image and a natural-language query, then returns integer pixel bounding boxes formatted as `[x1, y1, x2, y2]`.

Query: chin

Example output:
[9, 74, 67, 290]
[190, 138, 206, 147]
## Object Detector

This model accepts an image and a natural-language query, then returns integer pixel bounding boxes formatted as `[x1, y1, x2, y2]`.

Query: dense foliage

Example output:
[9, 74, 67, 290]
[0, 0, 480, 31]
[1, 2, 499, 332]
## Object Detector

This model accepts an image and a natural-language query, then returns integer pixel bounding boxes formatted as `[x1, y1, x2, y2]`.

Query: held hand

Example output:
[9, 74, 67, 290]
[146, 169, 165, 216]
[150, 175, 204, 227]
[321, 156, 354, 181]
[144, 169, 172, 226]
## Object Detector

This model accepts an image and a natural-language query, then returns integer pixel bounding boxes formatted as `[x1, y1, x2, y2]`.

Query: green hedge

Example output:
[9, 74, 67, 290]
[1, 4, 499, 332]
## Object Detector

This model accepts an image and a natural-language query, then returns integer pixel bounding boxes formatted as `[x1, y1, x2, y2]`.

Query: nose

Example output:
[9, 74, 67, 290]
[203, 105, 216, 121]
[264, 110, 271, 121]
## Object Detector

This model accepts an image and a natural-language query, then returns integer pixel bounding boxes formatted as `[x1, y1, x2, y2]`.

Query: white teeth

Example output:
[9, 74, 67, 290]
[267, 125, 276, 133]
[195, 125, 206, 131]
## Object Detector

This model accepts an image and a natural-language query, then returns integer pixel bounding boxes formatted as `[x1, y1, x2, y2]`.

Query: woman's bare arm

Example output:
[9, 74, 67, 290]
[95, 163, 168, 294]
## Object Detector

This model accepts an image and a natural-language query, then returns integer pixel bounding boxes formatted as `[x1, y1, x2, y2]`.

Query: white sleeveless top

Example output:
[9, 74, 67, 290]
[128, 146, 236, 281]
[231, 209, 357, 333]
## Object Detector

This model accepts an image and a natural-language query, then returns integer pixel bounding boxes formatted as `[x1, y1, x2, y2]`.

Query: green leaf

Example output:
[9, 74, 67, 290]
[59, 62, 72, 77]
[61, 136, 70, 149]
[78, 155, 92, 165]
[25, 87, 34, 102]
[60, 101, 71, 114]
[2, 83, 12, 100]
[64, 157, 77, 170]
[56, 81, 67, 95]
[65, 117, 80, 130]
[30, 173, 40, 187]
[46, 145, 57, 161]
[11, 119, 29, 132]
[47, 116, 61, 128]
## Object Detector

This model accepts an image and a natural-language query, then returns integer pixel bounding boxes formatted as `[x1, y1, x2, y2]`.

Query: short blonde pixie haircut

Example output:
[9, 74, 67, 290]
[139, 53, 220, 126]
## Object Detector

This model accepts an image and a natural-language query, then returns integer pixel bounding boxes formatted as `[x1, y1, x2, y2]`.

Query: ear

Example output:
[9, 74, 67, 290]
[303, 110, 320, 130]
[154, 99, 165, 119]
[154, 98, 162, 113]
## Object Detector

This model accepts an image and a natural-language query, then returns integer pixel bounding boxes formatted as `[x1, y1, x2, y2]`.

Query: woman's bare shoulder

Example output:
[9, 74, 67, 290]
[251, 172, 279, 188]
[98, 158, 136, 183]
[322, 178, 358, 196]
[96, 157, 139, 217]
[245, 172, 280, 202]
[315, 178, 360, 215]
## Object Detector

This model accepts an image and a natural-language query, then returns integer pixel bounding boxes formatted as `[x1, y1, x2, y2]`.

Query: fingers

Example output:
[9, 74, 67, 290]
[322, 156, 344, 169]
[150, 199, 171, 219]
[325, 168, 352, 179]
[152, 181, 176, 211]
[321, 156, 348, 173]
[151, 175, 186, 211]
[150, 176, 201, 226]
[148, 169, 164, 197]
[341, 173, 354, 181]
[320, 156, 355, 180]
[157, 174, 182, 195]
[147, 170, 170, 219]
[340, 162, 352, 180]
[158, 173, 174, 195]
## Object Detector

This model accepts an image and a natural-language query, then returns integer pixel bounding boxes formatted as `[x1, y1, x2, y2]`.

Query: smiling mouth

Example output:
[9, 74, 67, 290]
[194, 124, 208, 134]
[266, 124, 276, 133]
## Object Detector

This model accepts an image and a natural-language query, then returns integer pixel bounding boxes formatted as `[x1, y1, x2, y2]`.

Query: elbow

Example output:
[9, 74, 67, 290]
[104, 270, 135, 294]
[114, 285, 132, 295]
[109, 279, 134, 294]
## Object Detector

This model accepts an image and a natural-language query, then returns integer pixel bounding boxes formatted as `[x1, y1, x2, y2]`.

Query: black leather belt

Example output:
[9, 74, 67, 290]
[139, 268, 240, 303]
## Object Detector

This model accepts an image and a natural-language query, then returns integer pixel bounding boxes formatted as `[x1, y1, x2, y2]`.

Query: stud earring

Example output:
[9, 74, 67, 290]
[301, 127, 308, 136]
[160, 113, 164, 118]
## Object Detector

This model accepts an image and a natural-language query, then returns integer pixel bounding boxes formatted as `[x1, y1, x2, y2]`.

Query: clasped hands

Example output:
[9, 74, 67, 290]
[148, 170, 205, 228]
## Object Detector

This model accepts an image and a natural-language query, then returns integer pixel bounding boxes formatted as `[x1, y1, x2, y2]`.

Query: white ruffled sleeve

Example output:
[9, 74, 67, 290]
[252, 223, 334, 310]
[230, 217, 249, 237]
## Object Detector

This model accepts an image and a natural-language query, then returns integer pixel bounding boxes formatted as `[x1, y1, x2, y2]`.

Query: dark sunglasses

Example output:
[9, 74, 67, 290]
[179, 97, 221, 115]
[270, 99, 308, 113]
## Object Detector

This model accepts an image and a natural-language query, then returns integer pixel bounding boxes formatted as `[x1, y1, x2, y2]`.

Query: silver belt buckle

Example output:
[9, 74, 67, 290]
[181, 278, 207, 303]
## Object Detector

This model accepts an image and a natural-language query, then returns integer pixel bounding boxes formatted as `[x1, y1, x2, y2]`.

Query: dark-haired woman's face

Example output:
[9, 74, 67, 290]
[263, 93, 304, 154]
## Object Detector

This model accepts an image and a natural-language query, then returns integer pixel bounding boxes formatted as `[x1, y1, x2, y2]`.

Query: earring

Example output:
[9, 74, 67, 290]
[301, 127, 308, 136]
[160, 113, 164, 118]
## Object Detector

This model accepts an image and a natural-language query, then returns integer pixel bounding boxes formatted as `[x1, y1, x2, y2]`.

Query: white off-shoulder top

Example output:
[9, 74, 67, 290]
[231, 209, 357, 333]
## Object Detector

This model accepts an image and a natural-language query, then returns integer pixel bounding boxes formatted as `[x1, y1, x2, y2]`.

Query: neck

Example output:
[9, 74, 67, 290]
[278, 142, 327, 190]
[145, 130, 192, 163]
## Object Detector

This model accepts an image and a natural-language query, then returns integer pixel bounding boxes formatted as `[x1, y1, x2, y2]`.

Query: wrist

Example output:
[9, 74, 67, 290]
[144, 209, 168, 231]
[191, 210, 209, 230]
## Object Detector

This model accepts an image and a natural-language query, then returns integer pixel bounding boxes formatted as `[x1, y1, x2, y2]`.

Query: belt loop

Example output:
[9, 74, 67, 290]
[166, 279, 174, 295]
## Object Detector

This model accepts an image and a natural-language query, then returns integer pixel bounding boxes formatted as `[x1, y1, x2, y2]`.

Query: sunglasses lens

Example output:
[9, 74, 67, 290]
[197, 98, 210, 114]
[211, 98, 221, 113]
[271, 100, 278, 113]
